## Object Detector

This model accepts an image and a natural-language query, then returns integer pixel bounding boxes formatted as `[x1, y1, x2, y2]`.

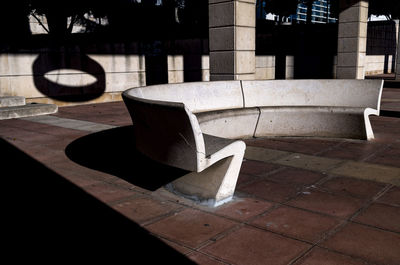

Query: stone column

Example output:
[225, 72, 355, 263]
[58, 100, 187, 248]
[336, 0, 369, 79]
[208, 0, 256, 81]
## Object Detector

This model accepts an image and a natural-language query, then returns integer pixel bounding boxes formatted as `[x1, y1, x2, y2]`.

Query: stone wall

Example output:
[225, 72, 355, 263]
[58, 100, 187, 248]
[0, 39, 210, 106]
[0, 45, 146, 106]
[365, 55, 395, 75]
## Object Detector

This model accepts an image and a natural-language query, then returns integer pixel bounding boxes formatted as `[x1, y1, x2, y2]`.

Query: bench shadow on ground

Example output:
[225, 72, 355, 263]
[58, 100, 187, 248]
[65, 125, 189, 191]
[1, 137, 194, 264]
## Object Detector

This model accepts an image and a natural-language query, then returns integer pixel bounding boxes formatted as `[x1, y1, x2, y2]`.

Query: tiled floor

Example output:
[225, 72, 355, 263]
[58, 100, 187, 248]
[1, 81, 399, 264]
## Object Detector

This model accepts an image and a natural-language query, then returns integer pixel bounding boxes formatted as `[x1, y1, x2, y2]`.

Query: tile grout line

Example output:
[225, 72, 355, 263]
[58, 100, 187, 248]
[312, 140, 347, 156]
[360, 142, 393, 163]
[302, 183, 397, 263]
[314, 245, 378, 265]
[244, 145, 400, 186]
[347, 184, 400, 235]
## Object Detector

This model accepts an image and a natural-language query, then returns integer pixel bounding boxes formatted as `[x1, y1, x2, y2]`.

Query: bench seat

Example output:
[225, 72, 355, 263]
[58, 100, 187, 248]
[196, 108, 260, 139]
[196, 106, 377, 140]
[122, 79, 383, 207]
[122, 91, 246, 207]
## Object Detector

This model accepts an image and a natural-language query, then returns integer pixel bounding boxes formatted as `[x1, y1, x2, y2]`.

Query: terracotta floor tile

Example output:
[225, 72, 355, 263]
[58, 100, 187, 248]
[370, 117, 400, 143]
[353, 203, 400, 233]
[293, 247, 370, 265]
[282, 138, 343, 155]
[35, 125, 87, 138]
[0, 118, 50, 130]
[201, 226, 311, 265]
[373, 132, 400, 143]
[113, 196, 182, 224]
[236, 173, 257, 187]
[274, 153, 342, 172]
[287, 190, 364, 218]
[330, 161, 400, 186]
[212, 197, 274, 222]
[56, 103, 132, 126]
[159, 238, 193, 255]
[244, 146, 290, 162]
[321, 223, 400, 265]
[9, 141, 67, 163]
[370, 116, 400, 128]
[1, 128, 61, 143]
[251, 206, 341, 243]
[319, 176, 387, 199]
[366, 145, 400, 167]
[43, 137, 85, 151]
[109, 178, 149, 192]
[318, 141, 384, 161]
[6, 119, 87, 138]
[145, 208, 238, 248]
[0, 126, 22, 137]
[240, 160, 281, 176]
[245, 138, 340, 155]
[238, 179, 301, 203]
[377, 186, 400, 206]
[53, 169, 105, 188]
[266, 168, 325, 186]
[84, 182, 139, 203]
[48, 158, 117, 183]
[44, 153, 112, 177]
[188, 252, 229, 265]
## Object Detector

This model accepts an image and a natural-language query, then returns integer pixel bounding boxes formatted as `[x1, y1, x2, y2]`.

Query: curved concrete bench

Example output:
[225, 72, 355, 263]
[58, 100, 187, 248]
[122, 79, 383, 206]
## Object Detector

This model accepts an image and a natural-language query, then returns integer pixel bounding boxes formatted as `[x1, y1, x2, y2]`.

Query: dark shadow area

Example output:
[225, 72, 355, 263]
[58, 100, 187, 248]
[0, 0, 208, 101]
[32, 52, 106, 101]
[145, 54, 169, 86]
[383, 80, 400, 88]
[367, 20, 397, 74]
[381, 110, 400, 118]
[182, 39, 208, 82]
[184, 53, 203, 82]
[292, 24, 337, 79]
[0, 137, 195, 263]
[65, 125, 189, 191]
[144, 41, 169, 86]
[256, 20, 338, 79]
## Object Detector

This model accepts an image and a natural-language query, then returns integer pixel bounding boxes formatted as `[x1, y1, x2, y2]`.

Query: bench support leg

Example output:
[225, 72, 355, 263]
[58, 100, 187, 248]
[167, 152, 245, 207]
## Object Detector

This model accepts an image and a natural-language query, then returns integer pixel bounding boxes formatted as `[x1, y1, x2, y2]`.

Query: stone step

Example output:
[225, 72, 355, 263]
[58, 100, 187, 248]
[0, 96, 26, 107]
[0, 103, 58, 120]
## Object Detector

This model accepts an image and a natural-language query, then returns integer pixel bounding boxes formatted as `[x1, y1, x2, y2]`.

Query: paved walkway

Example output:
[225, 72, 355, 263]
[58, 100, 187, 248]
[1, 82, 399, 264]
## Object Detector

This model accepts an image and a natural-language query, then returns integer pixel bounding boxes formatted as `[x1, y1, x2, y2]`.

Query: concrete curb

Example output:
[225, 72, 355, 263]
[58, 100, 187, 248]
[0, 103, 58, 120]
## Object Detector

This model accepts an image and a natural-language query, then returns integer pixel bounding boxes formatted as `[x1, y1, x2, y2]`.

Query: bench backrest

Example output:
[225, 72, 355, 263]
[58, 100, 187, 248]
[125, 81, 243, 113]
[242, 80, 384, 111]
[122, 92, 205, 172]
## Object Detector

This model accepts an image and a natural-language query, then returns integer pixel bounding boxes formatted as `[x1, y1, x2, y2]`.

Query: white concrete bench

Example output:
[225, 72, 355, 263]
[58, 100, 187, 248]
[197, 79, 384, 140]
[122, 79, 383, 206]
[122, 81, 246, 207]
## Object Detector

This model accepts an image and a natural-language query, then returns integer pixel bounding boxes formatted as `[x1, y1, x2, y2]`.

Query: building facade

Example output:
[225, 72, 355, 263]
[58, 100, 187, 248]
[294, 0, 337, 24]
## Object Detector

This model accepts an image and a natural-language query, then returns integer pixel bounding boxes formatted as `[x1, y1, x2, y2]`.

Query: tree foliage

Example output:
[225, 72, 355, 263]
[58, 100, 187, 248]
[25, 0, 202, 38]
